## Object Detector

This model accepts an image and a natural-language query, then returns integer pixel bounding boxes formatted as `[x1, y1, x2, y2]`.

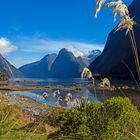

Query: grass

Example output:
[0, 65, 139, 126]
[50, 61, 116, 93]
[1, 93, 140, 140]
[0, 94, 58, 140]
[54, 97, 140, 139]
[128, 29, 140, 79]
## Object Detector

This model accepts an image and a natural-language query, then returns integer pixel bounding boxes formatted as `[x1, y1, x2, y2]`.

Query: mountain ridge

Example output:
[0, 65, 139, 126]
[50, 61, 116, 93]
[19, 53, 57, 78]
[19, 48, 101, 78]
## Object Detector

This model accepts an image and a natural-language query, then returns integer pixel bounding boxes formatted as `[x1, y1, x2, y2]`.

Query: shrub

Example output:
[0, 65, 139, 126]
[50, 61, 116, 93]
[55, 97, 140, 140]
[87, 97, 140, 139]
[101, 97, 140, 139]
[54, 108, 92, 139]
[57, 109, 88, 133]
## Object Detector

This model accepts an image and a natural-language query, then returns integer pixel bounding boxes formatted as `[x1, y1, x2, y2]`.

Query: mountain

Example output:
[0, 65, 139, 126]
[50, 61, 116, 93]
[19, 48, 101, 78]
[77, 56, 89, 67]
[19, 54, 57, 78]
[0, 54, 23, 78]
[76, 49, 101, 67]
[50, 48, 86, 78]
[89, 0, 140, 79]
[87, 50, 102, 64]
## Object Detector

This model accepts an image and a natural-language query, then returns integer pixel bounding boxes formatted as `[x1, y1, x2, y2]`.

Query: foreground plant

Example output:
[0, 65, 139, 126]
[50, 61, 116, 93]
[100, 78, 111, 88]
[54, 97, 140, 139]
[94, 0, 140, 79]
[81, 67, 94, 84]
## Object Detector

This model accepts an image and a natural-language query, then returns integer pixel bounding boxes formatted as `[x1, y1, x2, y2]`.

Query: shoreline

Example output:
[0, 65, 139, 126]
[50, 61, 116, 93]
[0, 79, 139, 91]
[0, 85, 84, 92]
[0, 79, 140, 109]
[0, 93, 61, 121]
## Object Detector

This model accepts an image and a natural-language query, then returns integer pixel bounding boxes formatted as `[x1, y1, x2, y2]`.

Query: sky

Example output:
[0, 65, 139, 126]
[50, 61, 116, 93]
[0, 0, 132, 68]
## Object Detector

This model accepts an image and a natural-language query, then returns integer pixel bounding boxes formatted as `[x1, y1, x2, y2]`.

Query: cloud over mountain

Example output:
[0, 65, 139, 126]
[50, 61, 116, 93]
[0, 37, 17, 55]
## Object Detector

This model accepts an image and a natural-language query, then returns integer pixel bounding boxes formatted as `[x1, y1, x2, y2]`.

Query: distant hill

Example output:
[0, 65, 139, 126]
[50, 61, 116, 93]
[19, 54, 57, 78]
[89, 0, 140, 79]
[0, 54, 23, 78]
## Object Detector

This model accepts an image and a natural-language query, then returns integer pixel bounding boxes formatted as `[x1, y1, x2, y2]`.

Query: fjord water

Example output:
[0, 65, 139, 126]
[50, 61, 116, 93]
[9, 78, 98, 107]
[9, 78, 140, 108]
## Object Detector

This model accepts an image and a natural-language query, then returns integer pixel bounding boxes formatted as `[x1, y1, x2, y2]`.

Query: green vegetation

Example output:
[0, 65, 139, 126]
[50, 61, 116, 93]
[51, 97, 140, 140]
[0, 93, 140, 140]
[0, 72, 7, 81]
[0, 94, 56, 140]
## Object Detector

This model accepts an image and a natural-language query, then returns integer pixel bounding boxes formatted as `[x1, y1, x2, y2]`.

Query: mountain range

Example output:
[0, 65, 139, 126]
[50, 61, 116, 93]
[89, 0, 140, 79]
[19, 48, 101, 78]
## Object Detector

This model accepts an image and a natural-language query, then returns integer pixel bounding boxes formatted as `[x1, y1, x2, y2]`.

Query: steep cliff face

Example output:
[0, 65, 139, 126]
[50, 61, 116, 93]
[89, 0, 140, 79]
[0, 54, 23, 78]
[19, 54, 57, 78]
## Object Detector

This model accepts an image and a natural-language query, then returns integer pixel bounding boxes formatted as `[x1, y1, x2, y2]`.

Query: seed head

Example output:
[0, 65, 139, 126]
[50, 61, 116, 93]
[53, 90, 60, 97]
[81, 67, 93, 79]
[116, 16, 136, 35]
[94, 0, 105, 18]
[42, 92, 48, 98]
[105, 1, 129, 22]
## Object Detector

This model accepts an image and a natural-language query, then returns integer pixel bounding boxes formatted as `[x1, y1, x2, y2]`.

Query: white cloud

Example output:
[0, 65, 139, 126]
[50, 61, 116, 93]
[0, 37, 18, 55]
[15, 36, 104, 55]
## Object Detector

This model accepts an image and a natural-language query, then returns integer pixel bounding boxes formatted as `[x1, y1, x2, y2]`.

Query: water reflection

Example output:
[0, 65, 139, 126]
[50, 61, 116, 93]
[5, 78, 140, 108]
[9, 87, 98, 107]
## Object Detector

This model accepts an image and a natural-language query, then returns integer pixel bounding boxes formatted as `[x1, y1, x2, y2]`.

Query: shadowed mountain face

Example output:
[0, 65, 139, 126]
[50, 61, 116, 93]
[50, 48, 86, 78]
[0, 54, 23, 78]
[19, 54, 57, 78]
[89, 0, 140, 79]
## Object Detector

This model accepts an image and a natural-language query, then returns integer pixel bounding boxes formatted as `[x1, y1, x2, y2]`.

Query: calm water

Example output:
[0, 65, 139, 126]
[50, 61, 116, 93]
[7, 78, 140, 108]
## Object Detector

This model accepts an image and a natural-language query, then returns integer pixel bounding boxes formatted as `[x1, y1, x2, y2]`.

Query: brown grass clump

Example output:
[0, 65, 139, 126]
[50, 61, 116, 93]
[0, 86, 36, 91]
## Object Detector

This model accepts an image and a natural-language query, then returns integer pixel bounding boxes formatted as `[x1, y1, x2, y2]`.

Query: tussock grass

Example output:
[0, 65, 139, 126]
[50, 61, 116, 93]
[81, 67, 95, 85]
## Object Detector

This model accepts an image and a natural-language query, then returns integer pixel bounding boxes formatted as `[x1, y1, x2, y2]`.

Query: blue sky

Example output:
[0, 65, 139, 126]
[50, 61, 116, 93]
[0, 0, 132, 67]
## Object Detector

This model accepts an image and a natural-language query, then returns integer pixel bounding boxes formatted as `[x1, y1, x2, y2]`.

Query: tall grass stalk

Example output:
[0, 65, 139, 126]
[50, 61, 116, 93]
[129, 132, 140, 140]
[128, 29, 140, 79]
[122, 60, 140, 89]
